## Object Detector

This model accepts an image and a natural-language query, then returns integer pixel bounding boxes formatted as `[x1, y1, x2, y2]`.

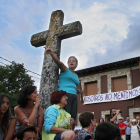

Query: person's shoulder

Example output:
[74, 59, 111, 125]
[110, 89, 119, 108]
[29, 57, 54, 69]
[64, 109, 71, 117]
[123, 121, 127, 124]
[78, 129, 89, 135]
[65, 68, 70, 73]
[45, 105, 54, 110]
[9, 116, 16, 124]
[124, 123, 127, 126]
[39, 107, 44, 113]
[85, 135, 93, 140]
[44, 105, 59, 117]
[123, 121, 128, 126]
[45, 105, 59, 112]
[14, 105, 22, 112]
[60, 68, 68, 73]
[10, 116, 16, 119]
[108, 116, 112, 121]
[14, 105, 19, 109]
[77, 129, 92, 140]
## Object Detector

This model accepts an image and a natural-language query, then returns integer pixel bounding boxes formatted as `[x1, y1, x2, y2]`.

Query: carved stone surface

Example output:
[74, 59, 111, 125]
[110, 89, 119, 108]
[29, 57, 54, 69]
[30, 10, 82, 110]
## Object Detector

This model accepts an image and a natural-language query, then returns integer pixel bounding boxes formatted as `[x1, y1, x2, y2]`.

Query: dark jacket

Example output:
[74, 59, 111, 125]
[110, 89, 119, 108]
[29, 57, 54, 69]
[75, 128, 93, 140]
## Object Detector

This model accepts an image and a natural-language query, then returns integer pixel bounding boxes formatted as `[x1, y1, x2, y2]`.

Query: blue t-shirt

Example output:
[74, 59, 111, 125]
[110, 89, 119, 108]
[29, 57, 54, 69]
[58, 68, 79, 95]
[43, 104, 70, 133]
[124, 121, 131, 135]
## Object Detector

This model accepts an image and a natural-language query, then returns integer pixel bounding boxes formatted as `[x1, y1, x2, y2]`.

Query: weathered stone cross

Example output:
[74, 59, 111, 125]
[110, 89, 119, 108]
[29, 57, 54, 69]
[30, 10, 82, 109]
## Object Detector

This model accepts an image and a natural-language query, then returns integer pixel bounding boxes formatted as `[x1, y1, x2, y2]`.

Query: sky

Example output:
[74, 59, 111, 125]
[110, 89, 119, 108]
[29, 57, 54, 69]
[0, 0, 140, 89]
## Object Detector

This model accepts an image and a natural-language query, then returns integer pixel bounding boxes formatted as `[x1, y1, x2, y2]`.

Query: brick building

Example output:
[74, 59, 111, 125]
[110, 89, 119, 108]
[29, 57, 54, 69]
[76, 56, 140, 125]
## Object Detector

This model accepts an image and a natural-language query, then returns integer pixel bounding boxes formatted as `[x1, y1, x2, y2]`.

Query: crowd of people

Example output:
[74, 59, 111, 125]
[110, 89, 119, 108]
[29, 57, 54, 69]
[0, 49, 140, 140]
[108, 108, 140, 140]
[119, 116, 140, 140]
[1, 88, 140, 140]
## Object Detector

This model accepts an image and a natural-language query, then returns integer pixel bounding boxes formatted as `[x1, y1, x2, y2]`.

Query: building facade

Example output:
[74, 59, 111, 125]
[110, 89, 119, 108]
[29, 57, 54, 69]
[76, 56, 140, 125]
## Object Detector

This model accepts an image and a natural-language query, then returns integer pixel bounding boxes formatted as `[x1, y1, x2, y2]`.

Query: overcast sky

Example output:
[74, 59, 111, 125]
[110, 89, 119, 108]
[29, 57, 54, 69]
[0, 0, 140, 89]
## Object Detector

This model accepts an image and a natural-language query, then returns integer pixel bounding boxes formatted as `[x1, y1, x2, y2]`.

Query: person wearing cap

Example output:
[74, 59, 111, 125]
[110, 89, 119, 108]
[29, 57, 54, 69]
[118, 116, 127, 140]
[124, 116, 131, 140]
[42, 90, 75, 140]
[128, 119, 140, 140]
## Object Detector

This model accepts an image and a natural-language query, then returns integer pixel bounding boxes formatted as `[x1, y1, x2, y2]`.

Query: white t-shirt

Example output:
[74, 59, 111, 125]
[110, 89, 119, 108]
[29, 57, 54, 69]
[131, 125, 138, 134]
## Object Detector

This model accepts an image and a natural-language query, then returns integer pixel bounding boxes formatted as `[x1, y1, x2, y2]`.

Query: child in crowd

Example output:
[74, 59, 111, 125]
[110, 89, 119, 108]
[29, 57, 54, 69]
[16, 125, 37, 140]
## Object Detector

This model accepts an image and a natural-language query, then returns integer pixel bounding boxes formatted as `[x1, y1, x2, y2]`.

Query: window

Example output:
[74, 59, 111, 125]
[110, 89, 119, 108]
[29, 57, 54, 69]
[131, 69, 140, 88]
[105, 114, 110, 122]
[101, 75, 108, 94]
[134, 112, 140, 119]
[85, 81, 97, 96]
[112, 76, 127, 92]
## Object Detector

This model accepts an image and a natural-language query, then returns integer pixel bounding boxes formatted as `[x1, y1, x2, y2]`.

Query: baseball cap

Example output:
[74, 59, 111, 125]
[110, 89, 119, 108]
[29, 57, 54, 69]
[118, 116, 124, 120]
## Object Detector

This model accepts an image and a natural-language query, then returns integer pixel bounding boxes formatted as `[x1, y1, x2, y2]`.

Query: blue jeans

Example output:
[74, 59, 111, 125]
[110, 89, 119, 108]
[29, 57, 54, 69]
[54, 133, 62, 140]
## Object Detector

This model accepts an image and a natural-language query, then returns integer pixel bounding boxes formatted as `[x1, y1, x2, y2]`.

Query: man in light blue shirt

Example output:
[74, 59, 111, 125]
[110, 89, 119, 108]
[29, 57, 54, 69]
[124, 116, 131, 140]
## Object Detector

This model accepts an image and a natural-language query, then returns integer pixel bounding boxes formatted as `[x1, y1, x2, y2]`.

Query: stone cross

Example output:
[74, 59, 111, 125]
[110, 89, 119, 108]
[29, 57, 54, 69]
[30, 10, 82, 109]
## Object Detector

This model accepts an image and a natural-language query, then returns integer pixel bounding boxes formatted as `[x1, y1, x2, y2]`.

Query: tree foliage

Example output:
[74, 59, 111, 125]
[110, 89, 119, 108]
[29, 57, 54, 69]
[0, 62, 35, 114]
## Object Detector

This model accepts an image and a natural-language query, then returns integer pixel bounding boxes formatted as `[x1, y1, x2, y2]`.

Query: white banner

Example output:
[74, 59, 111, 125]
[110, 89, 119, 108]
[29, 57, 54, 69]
[83, 86, 140, 104]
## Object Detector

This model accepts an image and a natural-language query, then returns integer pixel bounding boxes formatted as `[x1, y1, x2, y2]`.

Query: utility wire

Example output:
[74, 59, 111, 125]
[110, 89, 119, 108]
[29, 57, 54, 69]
[0, 56, 41, 76]
[30, 76, 40, 80]
[0, 62, 7, 66]
[0, 57, 11, 63]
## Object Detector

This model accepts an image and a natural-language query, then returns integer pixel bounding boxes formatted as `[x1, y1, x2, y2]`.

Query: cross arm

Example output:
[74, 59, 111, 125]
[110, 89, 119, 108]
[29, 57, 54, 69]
[30, 21, 82, 47]
[58, 21, 82, 40]
[30, 30, 49, 47]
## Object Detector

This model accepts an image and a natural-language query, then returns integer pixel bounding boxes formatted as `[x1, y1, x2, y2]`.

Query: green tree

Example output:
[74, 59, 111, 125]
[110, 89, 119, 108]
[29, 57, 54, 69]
[0, 62, 35, 114]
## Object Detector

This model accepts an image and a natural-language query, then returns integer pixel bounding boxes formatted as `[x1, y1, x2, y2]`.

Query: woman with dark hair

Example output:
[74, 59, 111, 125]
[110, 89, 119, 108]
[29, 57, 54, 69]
[46, 48, 82, 120]
[14, 85, 44, 137]
[99, 118, 104, 123]
[42, 90, 75, 140]
[0, 93, 16, 140]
